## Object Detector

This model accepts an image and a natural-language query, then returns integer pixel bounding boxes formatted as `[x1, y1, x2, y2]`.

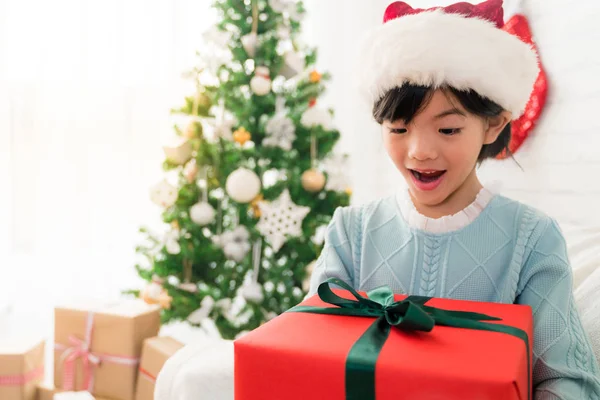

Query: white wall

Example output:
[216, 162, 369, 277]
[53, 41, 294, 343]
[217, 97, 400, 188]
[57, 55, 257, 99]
[303, 0, 600, 227]
[478, 0, 600, 227]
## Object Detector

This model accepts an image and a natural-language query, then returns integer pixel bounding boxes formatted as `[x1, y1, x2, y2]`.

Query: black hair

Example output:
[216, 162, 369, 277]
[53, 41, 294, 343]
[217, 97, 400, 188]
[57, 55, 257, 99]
[372, 84, 512, 162]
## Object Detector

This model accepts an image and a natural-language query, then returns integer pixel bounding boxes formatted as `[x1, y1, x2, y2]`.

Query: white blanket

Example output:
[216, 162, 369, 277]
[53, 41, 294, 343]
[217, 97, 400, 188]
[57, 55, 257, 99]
[569, 223, 600, 365]
[155, 338, 234, 400]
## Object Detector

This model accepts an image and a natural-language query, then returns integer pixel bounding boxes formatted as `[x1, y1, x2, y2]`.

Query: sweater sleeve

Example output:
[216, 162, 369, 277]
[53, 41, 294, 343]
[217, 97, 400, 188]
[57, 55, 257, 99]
[307, 206, 359, 297]
[516, 217, 600, 400]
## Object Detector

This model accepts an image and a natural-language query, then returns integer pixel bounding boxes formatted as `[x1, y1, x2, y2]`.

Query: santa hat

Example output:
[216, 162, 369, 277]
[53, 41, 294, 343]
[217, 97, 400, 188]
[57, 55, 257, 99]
[358, 0, 539, 118]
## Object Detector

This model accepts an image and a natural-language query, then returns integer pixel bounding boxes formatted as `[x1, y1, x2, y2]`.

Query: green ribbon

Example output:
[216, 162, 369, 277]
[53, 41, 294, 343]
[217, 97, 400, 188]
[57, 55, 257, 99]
[289, 278, 531, 400]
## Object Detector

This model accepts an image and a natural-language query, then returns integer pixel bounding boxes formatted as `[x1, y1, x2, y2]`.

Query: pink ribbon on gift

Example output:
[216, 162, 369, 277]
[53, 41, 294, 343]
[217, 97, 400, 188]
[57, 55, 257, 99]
[138, 367, 156, 383]
[0, 365, 44, 386]
[54, 311, 140, 392]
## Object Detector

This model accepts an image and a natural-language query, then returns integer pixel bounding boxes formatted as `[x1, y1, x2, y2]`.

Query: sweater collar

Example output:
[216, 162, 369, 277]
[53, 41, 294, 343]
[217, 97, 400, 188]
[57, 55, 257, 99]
[396, 183, 500, 234]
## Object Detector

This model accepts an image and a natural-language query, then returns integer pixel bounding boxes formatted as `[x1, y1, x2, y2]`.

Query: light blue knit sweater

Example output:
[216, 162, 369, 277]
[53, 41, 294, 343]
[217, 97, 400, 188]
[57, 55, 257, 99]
[307, 193, 600, 399]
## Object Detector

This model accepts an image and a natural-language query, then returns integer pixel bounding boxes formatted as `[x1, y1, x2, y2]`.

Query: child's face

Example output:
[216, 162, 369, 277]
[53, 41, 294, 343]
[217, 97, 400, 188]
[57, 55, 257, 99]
[381, 89, 505, 211]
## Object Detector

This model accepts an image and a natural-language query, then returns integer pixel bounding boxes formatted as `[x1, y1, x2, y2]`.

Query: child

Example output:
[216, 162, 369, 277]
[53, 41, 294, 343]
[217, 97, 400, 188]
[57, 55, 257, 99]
[307, 0, 600, 398]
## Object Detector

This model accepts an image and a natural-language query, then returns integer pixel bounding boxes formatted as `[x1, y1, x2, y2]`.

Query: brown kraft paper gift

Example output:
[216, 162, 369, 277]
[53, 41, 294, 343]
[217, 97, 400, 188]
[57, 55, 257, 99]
[0, 338, 45, 400]
[135, 336, 183, 400]
[53, 300, 160, 400]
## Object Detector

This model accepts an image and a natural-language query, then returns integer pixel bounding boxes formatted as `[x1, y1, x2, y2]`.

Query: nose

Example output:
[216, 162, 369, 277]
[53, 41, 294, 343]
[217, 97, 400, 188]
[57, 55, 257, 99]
[407, 132, 438, 161]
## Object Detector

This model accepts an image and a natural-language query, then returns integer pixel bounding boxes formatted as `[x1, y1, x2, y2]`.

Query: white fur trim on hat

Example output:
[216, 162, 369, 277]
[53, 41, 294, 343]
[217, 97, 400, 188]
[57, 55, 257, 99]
[357, 10, 539, 118]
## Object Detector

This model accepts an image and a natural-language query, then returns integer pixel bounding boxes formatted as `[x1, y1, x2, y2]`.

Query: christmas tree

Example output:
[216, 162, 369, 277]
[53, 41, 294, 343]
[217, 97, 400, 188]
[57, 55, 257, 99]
[131, 0, 351, 340]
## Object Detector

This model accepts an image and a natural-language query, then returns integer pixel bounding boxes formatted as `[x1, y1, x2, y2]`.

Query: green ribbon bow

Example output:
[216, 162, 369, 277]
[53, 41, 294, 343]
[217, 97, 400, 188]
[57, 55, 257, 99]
[289, 278, 531, 400]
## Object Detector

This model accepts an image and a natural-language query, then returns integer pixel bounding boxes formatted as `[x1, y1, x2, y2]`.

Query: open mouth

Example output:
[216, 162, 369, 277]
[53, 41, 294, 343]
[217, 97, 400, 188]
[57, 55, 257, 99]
[410, 169, 446, 183]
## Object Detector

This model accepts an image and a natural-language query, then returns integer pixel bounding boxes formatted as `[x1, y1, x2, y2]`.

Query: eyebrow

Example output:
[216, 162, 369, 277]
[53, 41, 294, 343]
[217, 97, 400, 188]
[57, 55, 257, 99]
[434, 108, 466, 119]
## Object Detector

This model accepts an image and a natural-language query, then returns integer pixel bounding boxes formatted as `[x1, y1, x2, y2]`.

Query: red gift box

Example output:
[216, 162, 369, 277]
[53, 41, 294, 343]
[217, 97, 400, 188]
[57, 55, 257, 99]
[235, 279, 533, 400]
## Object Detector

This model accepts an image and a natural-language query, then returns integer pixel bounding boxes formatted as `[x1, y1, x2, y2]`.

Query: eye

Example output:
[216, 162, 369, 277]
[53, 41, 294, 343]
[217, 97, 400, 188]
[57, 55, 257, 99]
[389, 128, 407, 134]
[439, 128, 462, 135]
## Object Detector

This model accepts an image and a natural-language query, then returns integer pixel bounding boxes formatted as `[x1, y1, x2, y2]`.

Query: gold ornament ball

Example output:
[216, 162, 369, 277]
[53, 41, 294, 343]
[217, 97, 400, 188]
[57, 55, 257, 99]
[309, 70, 322, 83]
[195, 92, 212, 115]
[158, 292, 173, 309]
[184, 121, 201, 139]
[233, 127, 252, 145]
[197, 92, 211, 106]
[249, 193, 264, 218]
[184, 160, 199, 184]
[301, 169, 326, 192]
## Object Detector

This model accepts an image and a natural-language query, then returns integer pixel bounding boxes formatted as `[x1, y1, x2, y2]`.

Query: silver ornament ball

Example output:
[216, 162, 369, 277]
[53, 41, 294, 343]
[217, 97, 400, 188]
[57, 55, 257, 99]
[226, 168, 262, 203]
[190, 202, 216, 225]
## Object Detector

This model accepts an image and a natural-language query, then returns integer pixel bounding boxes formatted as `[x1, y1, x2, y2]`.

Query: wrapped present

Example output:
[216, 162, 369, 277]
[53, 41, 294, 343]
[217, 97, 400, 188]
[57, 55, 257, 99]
[135, 336, 183, 400]
[53, 300, 161, 400]
[0, 338, 45, 400]
[235, 278, 533, 400]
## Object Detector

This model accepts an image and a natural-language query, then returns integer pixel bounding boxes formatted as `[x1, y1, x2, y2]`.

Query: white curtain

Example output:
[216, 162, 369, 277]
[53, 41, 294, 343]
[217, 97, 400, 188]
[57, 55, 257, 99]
[0, 0, 217, 334]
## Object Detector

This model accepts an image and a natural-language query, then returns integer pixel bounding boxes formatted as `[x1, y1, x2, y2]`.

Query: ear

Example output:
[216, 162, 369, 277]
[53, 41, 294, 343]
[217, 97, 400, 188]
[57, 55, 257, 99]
[483, 111, 512, 145]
